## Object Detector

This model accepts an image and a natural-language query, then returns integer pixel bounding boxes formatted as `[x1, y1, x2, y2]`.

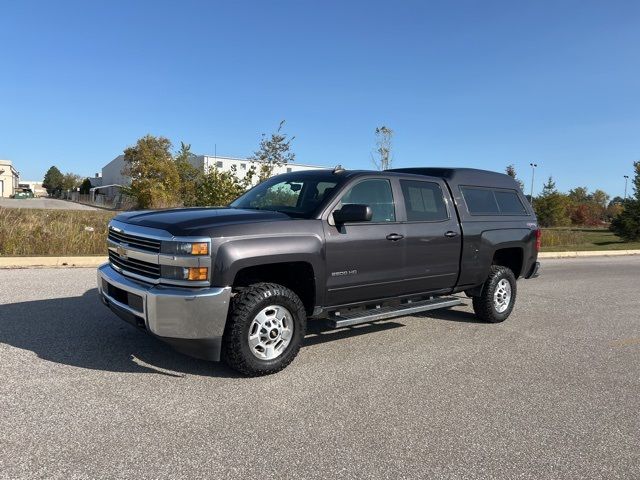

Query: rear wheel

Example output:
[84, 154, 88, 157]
[222, 282, 307, 376]
[472, 265, 517, 323]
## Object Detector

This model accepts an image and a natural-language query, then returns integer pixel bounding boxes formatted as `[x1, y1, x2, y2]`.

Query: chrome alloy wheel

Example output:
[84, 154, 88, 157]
[493, 278, 512, 313]
[248, 305, 294, 360]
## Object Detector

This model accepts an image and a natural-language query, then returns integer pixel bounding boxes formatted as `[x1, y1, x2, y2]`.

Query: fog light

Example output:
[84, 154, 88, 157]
[187, 267, 208, 281]
[161, 266, 209, 281]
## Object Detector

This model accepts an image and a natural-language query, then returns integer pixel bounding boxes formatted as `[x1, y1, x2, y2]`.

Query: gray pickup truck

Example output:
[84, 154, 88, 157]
[98, 167, 540, 375]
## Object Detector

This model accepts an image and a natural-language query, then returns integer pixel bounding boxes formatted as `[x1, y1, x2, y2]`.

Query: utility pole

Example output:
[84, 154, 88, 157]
[529, 163, 538, 200]
[624, 175, 629, 202]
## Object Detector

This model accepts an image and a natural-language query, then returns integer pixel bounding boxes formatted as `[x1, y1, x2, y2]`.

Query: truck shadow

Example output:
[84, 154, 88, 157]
[0, 289, 238, 378]
[0, 289, 479, 377]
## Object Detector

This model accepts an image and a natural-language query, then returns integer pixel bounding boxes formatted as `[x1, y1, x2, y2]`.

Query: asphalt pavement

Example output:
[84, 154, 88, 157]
[0, 257, 639, 479]
[0, 197, 98, 210]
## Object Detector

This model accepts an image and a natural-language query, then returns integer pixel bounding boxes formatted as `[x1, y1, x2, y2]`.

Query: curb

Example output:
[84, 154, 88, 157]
[538, 250, 640, 259]
[0, 256, 108, 268]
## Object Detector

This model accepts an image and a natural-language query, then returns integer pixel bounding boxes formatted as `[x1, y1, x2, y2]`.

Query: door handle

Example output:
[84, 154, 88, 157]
[444, 231, 459, 238]
[386, 233, 404, 241]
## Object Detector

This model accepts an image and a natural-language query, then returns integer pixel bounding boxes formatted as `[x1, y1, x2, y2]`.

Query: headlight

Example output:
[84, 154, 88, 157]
[161, 266, 209, 281]
[161, 241, 209, 256]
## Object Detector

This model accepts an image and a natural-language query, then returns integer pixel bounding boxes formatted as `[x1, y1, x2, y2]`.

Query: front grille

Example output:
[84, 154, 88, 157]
[109, 250, 161, 279]
[108, 229, 161, 253]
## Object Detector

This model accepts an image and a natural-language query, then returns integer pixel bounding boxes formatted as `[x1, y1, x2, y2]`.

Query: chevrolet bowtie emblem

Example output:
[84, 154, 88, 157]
[116, 245, 128, 259]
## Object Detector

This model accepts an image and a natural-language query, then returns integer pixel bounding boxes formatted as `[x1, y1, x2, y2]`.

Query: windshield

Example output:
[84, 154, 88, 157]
[230, 173, 342, 218]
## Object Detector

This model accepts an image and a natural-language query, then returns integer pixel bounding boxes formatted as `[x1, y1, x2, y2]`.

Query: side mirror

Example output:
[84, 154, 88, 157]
[333, 204, 373, 224]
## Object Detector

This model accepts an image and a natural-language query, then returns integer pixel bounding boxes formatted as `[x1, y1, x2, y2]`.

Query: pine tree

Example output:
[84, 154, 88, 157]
[610, 161, 640, 241]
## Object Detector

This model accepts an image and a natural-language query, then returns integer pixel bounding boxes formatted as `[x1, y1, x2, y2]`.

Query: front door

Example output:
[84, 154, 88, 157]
[323, 177, 406, 307]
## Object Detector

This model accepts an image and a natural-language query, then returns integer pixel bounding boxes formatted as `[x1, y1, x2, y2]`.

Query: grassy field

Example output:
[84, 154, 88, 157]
[540, 228, 640, 252]
[0, 208, 115, 256]
[1, 207, 639, 256]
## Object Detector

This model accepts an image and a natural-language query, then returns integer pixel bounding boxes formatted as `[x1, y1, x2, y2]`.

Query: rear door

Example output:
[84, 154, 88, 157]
[398, 178, 461, 293]
[323, 177, 406, 306]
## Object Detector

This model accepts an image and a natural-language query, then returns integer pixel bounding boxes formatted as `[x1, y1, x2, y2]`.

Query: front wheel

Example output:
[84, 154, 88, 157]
[472, 265, 517, 323]
[222, 282, 307, 376]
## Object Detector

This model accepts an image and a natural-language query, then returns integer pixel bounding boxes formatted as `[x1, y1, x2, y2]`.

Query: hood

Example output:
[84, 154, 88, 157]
[114, 207, 291, 236]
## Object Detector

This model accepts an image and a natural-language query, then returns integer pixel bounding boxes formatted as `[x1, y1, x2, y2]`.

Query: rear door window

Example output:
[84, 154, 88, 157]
[400, 180, 448, 221]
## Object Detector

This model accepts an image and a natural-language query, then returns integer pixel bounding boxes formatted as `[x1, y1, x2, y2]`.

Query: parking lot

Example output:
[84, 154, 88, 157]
[0, 197, 98, 210]
[1, 256, 639, 479]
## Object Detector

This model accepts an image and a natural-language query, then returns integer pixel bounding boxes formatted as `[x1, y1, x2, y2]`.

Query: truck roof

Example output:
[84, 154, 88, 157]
[275, 167, 520, 190]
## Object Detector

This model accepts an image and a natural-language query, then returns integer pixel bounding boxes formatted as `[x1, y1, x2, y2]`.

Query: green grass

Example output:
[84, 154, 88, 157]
[0, 208, 115, 256]
[541, 228, 640, 252]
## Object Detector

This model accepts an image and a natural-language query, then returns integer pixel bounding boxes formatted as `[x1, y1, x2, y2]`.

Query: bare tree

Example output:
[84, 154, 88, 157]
[371, 126, 393, 170]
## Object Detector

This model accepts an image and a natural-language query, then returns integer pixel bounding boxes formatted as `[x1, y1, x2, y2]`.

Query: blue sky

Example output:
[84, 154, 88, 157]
[1, 0, 638, 197]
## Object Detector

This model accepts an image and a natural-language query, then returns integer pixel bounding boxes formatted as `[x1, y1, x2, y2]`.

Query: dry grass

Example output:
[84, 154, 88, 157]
[540, 229, 587, 248]
[0, 208, 115, 256]
[1, 208, 638, 256]
[540, 228, 640, 251]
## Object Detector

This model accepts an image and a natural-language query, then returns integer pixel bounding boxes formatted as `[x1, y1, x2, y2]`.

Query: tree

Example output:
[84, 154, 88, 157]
[249, 120, 296, 182]
[79, 178, 93, 195]
[533, 177, 571, 227]
[505, 164, 525, 191]
[122, 135, 181, 209]
[540, 176, 556, 196]
[195, 166, 248, 206]
[174, 142, 204, 207]
[61, 173, 82, 191]
[567, 187, 590, 204]
[566, 187, 610, 226]
[591, 189, 610, 208]
[610, 161, 640, 241]
[371, 126, 393, 171]
[42, 166, 64, 196]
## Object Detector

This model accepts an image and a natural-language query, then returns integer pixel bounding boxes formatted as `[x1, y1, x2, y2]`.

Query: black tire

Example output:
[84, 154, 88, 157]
[472, 265, 517, 323]
[222, 282, 307, 376]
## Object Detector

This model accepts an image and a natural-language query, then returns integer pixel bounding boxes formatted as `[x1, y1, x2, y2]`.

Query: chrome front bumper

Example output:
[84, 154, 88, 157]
[97, 263, 232, 361]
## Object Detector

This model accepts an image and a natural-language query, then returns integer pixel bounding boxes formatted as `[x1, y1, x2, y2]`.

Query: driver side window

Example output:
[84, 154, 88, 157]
[336, 179, 396, 222]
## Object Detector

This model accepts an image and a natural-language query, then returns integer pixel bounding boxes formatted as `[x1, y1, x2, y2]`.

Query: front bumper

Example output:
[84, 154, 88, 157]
[97, 263, 232, 361]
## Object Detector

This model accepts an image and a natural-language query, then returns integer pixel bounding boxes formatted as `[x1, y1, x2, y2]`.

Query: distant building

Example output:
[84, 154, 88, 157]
[189, 155, 325, 181]
[21, 181, 46, 197]
[97, 155, 129, 198]
[89, 173, 103, 188]
[0, 160, 20, 198]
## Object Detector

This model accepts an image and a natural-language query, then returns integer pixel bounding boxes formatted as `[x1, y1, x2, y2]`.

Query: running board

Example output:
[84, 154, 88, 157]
[328, 296, 464, 328]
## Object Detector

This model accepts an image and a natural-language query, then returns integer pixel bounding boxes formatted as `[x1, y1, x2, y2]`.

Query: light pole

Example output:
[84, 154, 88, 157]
[623, 175, 629, 202]
[529, 163, 538, 200]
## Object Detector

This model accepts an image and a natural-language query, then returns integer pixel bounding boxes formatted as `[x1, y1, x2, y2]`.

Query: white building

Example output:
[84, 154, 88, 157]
[189, 155, 325, 181]
[0, 160, 20, 198]
[20, 181, 46, 197]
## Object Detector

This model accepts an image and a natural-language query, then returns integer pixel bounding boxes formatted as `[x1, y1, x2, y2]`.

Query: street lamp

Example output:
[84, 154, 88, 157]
[623, 175, 629, 202]
[529, 163, 538, 200]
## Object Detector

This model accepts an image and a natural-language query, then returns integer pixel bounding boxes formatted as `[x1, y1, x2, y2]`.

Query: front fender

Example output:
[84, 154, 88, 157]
[211, 233, 325, 303]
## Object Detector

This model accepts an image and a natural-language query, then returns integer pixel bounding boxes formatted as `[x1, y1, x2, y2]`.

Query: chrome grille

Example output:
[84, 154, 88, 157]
[108, 228, 161, 253]
[108, 250, 161, 279]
